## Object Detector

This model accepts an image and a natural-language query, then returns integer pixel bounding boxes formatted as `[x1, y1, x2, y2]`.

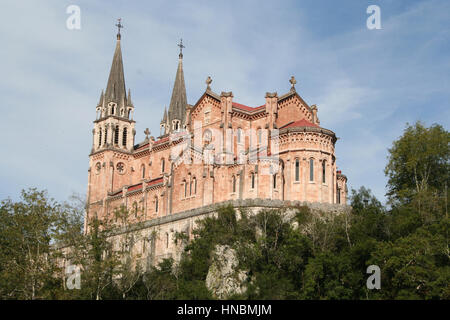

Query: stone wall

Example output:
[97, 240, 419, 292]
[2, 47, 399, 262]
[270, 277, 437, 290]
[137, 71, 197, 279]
[102, 199, 350, 270]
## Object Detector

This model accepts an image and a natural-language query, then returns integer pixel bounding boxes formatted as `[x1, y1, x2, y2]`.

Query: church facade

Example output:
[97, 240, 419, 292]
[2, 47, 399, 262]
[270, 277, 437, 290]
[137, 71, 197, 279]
[85, 30, 347, 264]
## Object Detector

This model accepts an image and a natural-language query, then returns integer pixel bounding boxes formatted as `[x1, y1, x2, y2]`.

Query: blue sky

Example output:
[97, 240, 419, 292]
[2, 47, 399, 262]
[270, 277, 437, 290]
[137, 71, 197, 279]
[0, 0, 449, 204]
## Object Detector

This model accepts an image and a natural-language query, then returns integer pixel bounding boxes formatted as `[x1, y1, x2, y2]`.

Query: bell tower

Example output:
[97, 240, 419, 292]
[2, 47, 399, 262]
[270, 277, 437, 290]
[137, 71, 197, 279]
[92, 19, 135, 154]
[160, 39, 187, 135]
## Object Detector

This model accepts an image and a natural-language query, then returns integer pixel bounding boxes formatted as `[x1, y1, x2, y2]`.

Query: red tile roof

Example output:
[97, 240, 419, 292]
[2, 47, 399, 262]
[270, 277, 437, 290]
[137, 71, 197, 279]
[280, 119, 319, 129]
[147, 177, 163, 186]
[127, 183, 143, 192]
[232, 102, 265, 112]
[153, 137, 169, 145]
[136, 142, 149, 150]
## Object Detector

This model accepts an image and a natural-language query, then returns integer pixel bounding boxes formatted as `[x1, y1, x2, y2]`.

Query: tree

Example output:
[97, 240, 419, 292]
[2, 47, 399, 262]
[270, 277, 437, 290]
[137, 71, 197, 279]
[385, 122, 449, 203]
[0, 189, 64, 299]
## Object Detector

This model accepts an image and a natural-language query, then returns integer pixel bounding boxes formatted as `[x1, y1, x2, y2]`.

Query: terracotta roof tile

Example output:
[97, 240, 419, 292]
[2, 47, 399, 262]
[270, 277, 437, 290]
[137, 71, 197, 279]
[232, 102, 265, 112]
[280, 119, 319, 129]
[147, 177, 163, 186]
[127, 183, 143, 192]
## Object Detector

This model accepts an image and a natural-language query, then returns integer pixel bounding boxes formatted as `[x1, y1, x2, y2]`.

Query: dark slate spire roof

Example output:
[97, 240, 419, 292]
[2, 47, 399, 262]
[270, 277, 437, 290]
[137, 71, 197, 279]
[104, 37, 127, 106]
[98, 90, 104, 106]
[161, 106, 167, 124]
[127, 88, 133, 106]
[167, 55, 187, 130]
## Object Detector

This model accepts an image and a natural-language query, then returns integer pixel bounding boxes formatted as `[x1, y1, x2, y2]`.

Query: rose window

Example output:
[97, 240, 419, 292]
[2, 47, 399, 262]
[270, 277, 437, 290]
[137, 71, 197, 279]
[116, 162, 125, 173]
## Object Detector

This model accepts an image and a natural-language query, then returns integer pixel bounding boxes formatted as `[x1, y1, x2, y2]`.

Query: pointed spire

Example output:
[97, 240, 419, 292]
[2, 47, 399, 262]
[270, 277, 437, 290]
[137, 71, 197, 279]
[167, 42, 187, 132]
[98, 90, 104, 106]
[127, 89, 133, 106]
[104, 21, 127, 105]
[161, 106, 167, 124]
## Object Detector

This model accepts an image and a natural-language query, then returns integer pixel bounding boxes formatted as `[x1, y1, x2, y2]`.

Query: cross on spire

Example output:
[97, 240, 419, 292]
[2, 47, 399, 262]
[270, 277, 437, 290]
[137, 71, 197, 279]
[116, 18, 123, 40]
[177, 38, 185, 58]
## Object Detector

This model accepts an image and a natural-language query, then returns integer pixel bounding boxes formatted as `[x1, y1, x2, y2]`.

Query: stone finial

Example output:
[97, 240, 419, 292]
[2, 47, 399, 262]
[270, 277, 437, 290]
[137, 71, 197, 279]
[206, 76, 212, 90]
[311, 104, 320, 125]
[289, 76, 297, 91]
[220, 91, 233, 97]
[144, 128, 150, 140]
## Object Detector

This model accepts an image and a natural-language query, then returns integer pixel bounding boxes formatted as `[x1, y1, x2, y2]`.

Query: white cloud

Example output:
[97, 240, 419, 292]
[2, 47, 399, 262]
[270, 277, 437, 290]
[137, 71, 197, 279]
[0, 0, 449, 204]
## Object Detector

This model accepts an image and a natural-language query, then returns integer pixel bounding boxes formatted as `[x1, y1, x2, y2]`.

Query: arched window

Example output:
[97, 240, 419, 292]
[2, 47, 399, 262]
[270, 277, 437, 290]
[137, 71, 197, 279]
[155, 196, 159, 213]
[184, 180, 187, 197]
[161, 158, 165, 173]
[127, 109, 131, 119]
[114, 126, 119, 145]
[237, 128, 242, 143]
[193, 177, 197, 194]
[172, 120, 180, 131]
[273, 174, 277, 189]
[232, 175, 236, 193]
[104, 127, 108, 145]
[98, 128, 102, 147]
[295, 158, 300, 182]
[251, 172, 255, 189]
[322, 161, 326, 183]
[309, 158, 314, 182]
[122, 127, 127, 147]
[141, 164, 145, 179]
[111, 105, 115, 115]
[189, 179, 193, 196]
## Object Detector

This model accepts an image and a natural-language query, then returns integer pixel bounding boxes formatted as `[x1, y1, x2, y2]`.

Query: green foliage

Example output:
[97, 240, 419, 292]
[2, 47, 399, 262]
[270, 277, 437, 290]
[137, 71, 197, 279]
[0, 122, 448, 300]
[0, 189, 64, 299]
[385, 121, 449, 202]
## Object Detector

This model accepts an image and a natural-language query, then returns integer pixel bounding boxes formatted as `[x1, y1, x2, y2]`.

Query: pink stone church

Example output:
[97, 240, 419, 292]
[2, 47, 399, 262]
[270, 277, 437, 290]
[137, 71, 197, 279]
[85, 29, 347, 256]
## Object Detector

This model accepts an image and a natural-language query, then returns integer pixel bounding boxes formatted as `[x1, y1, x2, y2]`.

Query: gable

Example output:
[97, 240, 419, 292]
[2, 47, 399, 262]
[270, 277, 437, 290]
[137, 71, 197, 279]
[189, 93, 221, 127]
[276, 93, 313, 128]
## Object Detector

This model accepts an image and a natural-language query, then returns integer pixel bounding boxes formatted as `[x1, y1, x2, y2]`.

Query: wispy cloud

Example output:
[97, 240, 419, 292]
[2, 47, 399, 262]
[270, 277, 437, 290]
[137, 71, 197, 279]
[0, 0, 448, 204]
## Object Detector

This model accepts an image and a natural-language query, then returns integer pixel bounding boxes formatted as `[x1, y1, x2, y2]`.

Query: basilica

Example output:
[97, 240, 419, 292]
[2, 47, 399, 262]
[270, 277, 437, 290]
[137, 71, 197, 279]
[85, 28, 347, 263]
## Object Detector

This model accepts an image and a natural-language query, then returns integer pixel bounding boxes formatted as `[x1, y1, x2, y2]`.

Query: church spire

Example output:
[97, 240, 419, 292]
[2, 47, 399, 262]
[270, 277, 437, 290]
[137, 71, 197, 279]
[91, 20, 135, 154]
[104, 19, 126, 106]
[167, 39, 187, 133]
[161, 106, 167, 124]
